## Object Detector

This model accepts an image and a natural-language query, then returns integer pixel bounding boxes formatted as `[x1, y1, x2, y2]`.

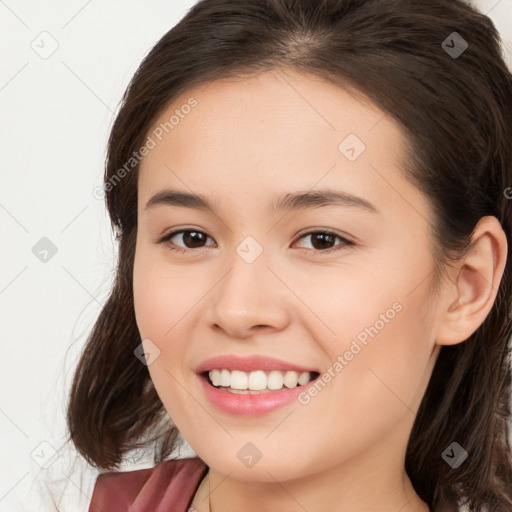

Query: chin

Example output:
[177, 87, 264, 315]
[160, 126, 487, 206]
[202, 449, 317, 483]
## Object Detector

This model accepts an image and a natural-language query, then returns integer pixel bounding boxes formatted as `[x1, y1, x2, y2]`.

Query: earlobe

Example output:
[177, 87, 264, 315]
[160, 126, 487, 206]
[435, 216, 508, 347]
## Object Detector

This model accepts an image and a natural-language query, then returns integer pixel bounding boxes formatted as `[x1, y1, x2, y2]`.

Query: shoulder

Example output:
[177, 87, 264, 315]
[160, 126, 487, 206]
[88, 456, 208, 512]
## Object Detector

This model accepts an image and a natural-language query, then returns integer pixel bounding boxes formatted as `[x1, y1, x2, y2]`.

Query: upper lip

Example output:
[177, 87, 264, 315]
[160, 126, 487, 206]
[196, 355, 319, 374]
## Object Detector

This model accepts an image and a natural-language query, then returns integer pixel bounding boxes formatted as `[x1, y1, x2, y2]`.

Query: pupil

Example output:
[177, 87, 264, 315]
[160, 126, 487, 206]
[312, 233, 334, 250]
[184, 231, 205, 248]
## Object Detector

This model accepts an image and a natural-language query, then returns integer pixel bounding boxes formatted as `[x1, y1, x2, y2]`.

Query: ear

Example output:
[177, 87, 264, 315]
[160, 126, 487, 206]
[435, 216, 508, 346]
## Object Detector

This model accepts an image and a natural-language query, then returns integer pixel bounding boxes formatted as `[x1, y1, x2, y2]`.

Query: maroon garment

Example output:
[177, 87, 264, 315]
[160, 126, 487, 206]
[88, 456, 209, 512]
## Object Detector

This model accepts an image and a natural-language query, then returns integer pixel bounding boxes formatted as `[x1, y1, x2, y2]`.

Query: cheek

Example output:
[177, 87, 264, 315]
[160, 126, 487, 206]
[132, 247, 205, 399]
[133, 247, 204, 339]
[308, 246, 436, 420]
[133, 248, 199, 422]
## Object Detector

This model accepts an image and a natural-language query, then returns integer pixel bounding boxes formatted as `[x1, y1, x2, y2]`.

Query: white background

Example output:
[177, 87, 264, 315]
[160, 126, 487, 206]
[1, 1, 511, 511]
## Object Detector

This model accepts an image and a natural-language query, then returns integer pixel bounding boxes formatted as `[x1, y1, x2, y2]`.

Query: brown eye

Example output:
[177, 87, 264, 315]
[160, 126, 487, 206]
[294, 230, 353, 254]
[180, 231, 208, 248]
[308, 232, 337, 250]
[159, 229, 215, 252]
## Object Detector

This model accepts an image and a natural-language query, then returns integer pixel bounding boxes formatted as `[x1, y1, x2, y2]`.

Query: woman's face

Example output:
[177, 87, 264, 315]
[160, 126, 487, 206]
[133, 69, 443, 481]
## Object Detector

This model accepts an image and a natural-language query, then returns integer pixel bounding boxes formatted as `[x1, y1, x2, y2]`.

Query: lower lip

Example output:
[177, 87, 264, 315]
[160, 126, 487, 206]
[198, 373, 318, 416]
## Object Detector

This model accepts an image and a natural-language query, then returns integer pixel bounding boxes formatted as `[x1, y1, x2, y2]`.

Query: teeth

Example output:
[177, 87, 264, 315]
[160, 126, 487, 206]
[220, 369, 230, 387]
[207, 369, 314, 391]
[210, 369, 221, 386]
[283, 371, 298, 388]
[231, 370, 248, 390]
[248, 370, 267, 390]
[267, 370, 283, 390]
[298, 371, 310, 386]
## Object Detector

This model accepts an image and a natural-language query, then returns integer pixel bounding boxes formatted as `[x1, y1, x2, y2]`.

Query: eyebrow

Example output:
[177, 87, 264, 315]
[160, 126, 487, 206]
[144, 187, 379, 215]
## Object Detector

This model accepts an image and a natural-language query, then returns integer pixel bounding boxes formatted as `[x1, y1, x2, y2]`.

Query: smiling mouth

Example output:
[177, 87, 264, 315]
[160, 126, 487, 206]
[202, 369, 321, 394]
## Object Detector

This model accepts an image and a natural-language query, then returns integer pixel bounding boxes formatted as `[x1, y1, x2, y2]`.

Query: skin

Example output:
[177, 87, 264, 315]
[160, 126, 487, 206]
[132, 69, 507, 512]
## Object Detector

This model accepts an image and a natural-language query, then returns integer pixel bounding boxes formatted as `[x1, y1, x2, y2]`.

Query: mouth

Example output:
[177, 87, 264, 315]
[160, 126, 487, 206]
[195, 354, 322, 414]
[201, 369, 321, 394]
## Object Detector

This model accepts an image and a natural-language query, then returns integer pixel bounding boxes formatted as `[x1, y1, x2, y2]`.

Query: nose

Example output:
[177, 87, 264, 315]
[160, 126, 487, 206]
[208, 252, 290, 339]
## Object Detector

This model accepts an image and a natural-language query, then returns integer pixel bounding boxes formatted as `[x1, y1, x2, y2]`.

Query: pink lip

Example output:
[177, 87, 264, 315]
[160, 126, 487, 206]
[195, 355, 320, 416]
[195, 354, 318, 374]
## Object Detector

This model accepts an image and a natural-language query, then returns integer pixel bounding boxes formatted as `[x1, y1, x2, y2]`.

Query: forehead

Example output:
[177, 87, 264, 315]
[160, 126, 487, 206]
[141, 69, 398, 168]
[137, 69, 426, 223]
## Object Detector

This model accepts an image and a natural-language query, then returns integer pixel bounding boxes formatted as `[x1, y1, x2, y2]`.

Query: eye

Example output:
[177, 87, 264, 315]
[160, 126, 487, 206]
[158, 229, 215, 253]
[293, 230, 354, 254]
[157, 228, 354, 255]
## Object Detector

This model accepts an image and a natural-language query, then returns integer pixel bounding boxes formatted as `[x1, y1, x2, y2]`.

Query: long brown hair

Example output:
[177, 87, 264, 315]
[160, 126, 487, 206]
[65, 1, 512, 510]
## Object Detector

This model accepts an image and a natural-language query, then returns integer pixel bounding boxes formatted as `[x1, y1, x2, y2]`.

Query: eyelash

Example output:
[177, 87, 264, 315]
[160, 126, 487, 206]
[157, 228, 354, 255]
